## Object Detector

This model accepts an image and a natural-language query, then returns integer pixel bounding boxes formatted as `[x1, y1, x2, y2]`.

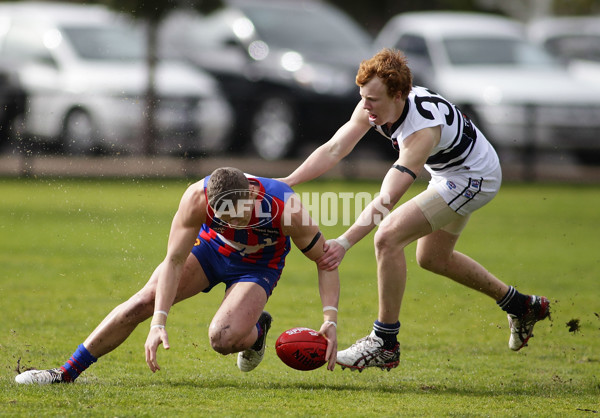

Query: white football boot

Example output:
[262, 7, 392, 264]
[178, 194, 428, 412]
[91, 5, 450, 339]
[508, 295, 550, 351]
[337, 331, 400, 372]
[237, 311, 272, 372]
[15, 368, 66, 385]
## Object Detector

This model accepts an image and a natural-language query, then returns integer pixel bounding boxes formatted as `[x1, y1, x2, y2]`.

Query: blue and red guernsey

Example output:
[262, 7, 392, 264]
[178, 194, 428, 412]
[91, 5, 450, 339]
[199, 175, 293, 270]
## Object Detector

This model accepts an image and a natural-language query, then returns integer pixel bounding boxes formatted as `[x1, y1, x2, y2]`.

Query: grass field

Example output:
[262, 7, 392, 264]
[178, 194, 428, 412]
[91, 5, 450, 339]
[1, 177, 599, 416]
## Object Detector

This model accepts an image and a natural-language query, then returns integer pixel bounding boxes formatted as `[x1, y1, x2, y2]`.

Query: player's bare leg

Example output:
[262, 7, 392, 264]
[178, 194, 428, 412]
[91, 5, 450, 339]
[416, 228, 508, 300]
[205, 281, 270, 372]
[85, 253, 208, 357]
[337, 201, 430, 371]
[375, 201, 433, 323]
[416, 221, 550, 351]
[15, 254, 208, 384]
[209, 281, 268, 355]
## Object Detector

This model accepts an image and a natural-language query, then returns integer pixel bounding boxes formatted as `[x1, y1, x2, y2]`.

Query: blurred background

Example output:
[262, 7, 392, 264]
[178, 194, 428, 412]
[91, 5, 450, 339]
[1, 0, 599, 180]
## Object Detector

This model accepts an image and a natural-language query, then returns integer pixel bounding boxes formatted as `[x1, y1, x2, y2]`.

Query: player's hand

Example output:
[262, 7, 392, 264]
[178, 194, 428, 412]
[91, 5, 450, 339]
[145, 326, 170, 373]
[317, 321, 338, 371]
[275, 177, 292, 186]
[317, 239, 345, 271]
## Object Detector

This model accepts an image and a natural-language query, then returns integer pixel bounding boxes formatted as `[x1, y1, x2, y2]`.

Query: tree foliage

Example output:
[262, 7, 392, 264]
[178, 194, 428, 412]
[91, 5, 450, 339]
[328, 0, 480, 34]
[101, 0, 222, 22]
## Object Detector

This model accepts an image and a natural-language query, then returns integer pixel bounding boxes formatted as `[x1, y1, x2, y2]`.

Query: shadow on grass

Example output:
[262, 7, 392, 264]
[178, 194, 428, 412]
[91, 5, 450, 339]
[118, 374, 596, 398]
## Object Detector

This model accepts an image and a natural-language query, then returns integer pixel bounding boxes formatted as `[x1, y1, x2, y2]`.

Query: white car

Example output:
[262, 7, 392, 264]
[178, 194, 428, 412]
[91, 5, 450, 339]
[374, 11, 600, 162]
[529, 16, 600, 86]
[0, 2, 233, 155]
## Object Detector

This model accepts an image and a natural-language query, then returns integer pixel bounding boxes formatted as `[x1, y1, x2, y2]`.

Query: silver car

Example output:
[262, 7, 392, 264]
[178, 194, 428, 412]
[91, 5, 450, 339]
[374, 11, 600, 162]
[529, 16, 600, 86]
[0, 2, 233, 155]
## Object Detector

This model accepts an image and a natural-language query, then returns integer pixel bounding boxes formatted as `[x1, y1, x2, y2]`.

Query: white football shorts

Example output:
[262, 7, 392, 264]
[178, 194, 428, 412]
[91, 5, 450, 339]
[414, 163, 502, 234]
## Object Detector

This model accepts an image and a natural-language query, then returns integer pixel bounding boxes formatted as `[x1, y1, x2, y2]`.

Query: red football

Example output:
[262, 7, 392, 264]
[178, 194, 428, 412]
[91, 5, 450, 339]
[275, 327, 328, 371]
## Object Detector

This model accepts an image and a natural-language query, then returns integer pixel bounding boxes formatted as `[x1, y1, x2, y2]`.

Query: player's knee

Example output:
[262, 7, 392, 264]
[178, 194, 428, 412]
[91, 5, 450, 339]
[374, 228, 389, 253]
[416, 250, 445, 274]
[374, 225, 401, 256]
[121, 292, 154, 323]
[208, 325, 240, 355]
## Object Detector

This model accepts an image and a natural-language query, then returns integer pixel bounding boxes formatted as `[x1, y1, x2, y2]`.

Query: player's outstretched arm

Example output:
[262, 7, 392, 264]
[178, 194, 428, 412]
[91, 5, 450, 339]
[282, 194, 340, 370]
[145, 182, 207, 373]
[317, 126, 441, 271]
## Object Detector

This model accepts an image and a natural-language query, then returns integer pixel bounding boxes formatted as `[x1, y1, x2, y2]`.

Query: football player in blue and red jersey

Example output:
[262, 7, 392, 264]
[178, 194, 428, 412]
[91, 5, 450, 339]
[15, 167, 339, 385]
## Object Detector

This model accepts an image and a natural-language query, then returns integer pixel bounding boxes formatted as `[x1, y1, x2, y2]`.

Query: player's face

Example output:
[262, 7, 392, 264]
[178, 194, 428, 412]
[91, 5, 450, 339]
[360, 77, 402, 125]
[213, 192, 255, 228]
[217, 204, 253, 227]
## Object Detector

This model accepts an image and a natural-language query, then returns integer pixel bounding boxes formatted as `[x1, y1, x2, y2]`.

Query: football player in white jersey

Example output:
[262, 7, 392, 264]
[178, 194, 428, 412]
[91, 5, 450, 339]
[281, 48, 550, 371]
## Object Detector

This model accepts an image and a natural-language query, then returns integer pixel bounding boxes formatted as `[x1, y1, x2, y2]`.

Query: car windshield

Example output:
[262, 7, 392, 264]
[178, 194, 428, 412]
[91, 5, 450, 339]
[546, 34, 600, 62]
[443, 36, 557, 67]
[61, 25, 145, 61]
[240, 4, 370, 54]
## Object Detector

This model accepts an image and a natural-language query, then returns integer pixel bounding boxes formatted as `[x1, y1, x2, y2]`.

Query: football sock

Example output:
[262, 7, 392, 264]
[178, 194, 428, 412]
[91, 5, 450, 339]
[251, 322, 265, 350]
[60, 344, 97, 382]
[497, 286, 529, 317]
[373, 320, 400, 349]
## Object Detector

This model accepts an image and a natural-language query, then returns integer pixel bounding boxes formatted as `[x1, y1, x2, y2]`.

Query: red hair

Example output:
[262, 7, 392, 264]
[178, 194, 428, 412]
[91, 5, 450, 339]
[356, 48, 413, 99]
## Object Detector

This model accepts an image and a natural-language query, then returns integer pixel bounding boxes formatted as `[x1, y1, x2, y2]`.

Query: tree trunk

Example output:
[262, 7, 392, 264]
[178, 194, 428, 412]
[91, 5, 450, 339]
[142, 19, 159, 155]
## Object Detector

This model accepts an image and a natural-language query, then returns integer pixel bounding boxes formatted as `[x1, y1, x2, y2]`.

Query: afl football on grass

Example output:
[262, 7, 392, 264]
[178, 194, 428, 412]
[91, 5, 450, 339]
[275, 327, 328, 371]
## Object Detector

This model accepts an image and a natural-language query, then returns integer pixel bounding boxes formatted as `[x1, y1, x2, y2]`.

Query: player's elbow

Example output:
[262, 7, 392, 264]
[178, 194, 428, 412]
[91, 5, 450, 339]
[326, 139, 351, 160]
[378, 191, 402, 211]
[164, 252, 188, 268]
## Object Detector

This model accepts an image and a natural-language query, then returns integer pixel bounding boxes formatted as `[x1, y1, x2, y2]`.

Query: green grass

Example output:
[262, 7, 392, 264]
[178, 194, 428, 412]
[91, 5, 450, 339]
[1, 177, 599, 416]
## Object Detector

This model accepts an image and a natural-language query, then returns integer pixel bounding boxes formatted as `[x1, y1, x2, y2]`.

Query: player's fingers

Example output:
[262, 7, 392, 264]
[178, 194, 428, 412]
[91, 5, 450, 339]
[319, 246, 345, 269]
[326, 341, 337, 371]
[151, 349, 161, 372]
[317, 251, 332, 262]
[162, 335, 170, 350]
[145, 345, 159, 372]
[316, 252, 329, 265]
[145, 346, 151, 370]
[325, 261, 340, 271]
[318, 326, 337, 371]
[319, 260, 339, 271]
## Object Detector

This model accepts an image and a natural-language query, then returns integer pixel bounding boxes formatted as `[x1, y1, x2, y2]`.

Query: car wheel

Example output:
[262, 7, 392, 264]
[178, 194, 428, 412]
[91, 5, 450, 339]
[63, 109, 96, 155]
[250, 97, 296, 160]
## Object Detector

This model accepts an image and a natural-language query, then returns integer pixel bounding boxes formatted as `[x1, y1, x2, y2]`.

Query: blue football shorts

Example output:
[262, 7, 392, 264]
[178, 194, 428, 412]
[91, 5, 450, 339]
[191, 238, 282, 298]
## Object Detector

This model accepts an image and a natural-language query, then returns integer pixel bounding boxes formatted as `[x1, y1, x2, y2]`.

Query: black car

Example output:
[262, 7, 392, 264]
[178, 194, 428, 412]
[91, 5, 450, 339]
[160, 0, 373, 160]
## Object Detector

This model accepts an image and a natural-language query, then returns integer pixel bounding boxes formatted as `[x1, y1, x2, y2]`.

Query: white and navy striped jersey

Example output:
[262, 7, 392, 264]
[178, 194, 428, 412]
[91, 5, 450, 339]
[372, 86, 500, 179]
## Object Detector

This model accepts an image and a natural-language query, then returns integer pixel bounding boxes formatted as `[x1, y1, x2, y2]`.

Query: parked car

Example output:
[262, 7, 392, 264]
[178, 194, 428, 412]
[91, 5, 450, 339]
[529, 16, 600, 85]
[0, 2, 233, 155]
[159, 0, 374, 160]
[374, 11, 600, 163]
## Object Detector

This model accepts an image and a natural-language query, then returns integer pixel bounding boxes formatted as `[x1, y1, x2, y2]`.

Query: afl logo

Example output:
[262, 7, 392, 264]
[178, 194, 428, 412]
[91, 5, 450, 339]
[210, 189, 278, 229]
[446, 181, 456, 190]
